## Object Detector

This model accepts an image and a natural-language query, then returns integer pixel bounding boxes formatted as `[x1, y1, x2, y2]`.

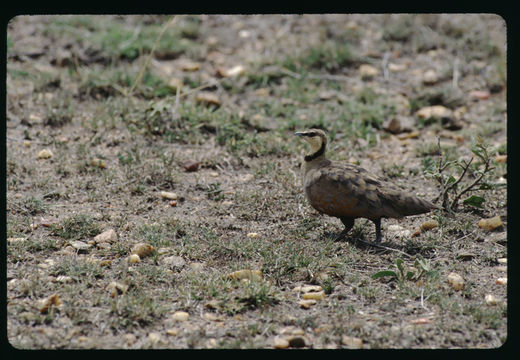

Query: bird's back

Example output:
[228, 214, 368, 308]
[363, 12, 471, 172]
[303, 160, 437, 220]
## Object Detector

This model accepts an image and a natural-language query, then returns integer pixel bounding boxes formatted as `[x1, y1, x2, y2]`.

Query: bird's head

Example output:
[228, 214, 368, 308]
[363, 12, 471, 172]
[294, 128, 328, 154]
[294, 128, 328, 162]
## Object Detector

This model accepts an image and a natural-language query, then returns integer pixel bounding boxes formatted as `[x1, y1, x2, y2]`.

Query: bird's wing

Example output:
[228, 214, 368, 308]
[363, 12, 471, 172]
[305, 163, 395, 219]
[307, 161, 438, 219]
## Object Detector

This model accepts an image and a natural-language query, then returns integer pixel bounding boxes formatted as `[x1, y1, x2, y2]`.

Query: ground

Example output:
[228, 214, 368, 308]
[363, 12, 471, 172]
[6, 14, 507, 349]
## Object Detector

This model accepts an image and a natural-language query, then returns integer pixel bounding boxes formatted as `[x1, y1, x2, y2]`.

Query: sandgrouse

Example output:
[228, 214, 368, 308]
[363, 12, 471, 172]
[295, 128, 438, 243]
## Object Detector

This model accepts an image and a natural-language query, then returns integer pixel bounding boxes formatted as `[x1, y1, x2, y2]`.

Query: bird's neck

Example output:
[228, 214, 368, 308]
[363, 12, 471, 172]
[304, 141, 326, 162]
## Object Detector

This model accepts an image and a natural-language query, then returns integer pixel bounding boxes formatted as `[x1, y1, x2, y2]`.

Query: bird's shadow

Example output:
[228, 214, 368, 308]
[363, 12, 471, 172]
[322, 231, 412, 256]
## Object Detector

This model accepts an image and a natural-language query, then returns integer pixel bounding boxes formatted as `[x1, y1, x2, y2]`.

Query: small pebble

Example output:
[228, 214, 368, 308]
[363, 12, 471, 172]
[181, 160, 200, 172]
[127, 254, 141, 264]
[179, 60, 201, 71]
[99, 259, 112, 267]
[341, 335, 363, 349]
[70, 240, 91, 253]
[302, 291, 325, 300]
[293, 285, 323, 293]
[166, 328, 180, 336]
[359, 64, 378, 80]
[107, 281, 128, 297]
[239, 174, 255, 183]
[131, 243, 155, 258]
[93, 229, 117, 244]
[37, 149, 53, 159]
[254, 88, 270, 97]
[298, 299, 317, 309]
[416, 105, 452, 121]
[123, 333, 137, 345]
[39, 293, 62, 313]
[227, 269, 262, 281]
[148, 332, 162, 344]
[409, 318, 432, 325]
[273, 336, 290, 349]
[388, 62, 408, 72]
[90, 159, 106, 168]
[478, 216, 503, 231]
[161, 255, 186, 269]
[96, 242, 111, 250]
[470, 90, 491, 100]
[447, 272, 464, 291]
[172, 311, 190, 321]
[485, 294, 498, 306]
[422, 69, 438, 84]
[495, 155, 507, 163]
[456, 252, 476, 261]
[160, 191, 178, 200]
[56, 275, 73, 283]
[195, 92, 220, 107]
[167, 77, 183, 92]
[217, 65, 245, 78]
[190, 262, 205, 271]
[496, 277, 507, 285]
[420, 220, 439, 231]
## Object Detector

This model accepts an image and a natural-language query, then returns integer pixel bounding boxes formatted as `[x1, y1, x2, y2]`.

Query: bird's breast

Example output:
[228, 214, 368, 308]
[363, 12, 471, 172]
[304, 170, 370, 217]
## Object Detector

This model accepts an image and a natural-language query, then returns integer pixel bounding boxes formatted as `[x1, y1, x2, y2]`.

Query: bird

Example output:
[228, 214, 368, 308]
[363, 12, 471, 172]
[294, 128, 439, 243]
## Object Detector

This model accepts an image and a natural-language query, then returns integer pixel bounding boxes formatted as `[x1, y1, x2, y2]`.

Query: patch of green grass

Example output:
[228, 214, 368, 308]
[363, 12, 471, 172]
[50, 258, 104, 280]
[78, 67, 174, 99]
[245, 67, 285, 88]
[465, 303, 507, 330]
[416, 142, 442, 157]
[237, 279, 281, 311]
[283, 41, 358, 73]
[8, 237, 60, 258]
[182, 271, 281, 315]
[110, 288, 169, 329]
[44, 15, 201, 61]
[382, 15, 415, 42]
[409, 86, 465, 113]
[51, 214, 101, 240]
[335, 86, 394, 141]
[22, 196, 46, 215]
[133, 223, 171, 248]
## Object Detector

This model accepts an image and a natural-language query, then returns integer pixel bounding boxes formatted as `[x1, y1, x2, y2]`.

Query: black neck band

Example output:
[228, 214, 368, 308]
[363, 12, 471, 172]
[304, 141, 325, 162]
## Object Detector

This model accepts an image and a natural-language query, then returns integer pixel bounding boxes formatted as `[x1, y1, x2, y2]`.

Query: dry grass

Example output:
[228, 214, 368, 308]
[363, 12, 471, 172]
[6, 14, 507, 349]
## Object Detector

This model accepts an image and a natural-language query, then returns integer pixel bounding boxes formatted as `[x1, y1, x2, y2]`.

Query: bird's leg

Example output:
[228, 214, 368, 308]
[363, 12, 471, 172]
[372, 218, 383, 243]
[335, 217, 355, 241]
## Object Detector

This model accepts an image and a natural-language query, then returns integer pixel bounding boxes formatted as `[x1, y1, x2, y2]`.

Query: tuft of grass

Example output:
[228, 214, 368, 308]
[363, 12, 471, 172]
[382, 15, 415, 42]
[133, 223, 171, 248]
[283, 41, 358, 73]
[51, 214, 101, 240]
[44, 15, 201, 62]
[22, 196, 46, 215]
[110, 288, 169, 329]
[50, 258, 104, 280]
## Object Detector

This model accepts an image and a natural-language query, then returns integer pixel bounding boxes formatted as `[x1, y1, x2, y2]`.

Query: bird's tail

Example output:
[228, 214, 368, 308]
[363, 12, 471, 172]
[399, 195, 439, 216]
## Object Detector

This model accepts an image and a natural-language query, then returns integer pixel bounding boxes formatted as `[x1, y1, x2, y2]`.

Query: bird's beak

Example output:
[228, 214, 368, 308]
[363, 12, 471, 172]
[294, 132, 304, 137]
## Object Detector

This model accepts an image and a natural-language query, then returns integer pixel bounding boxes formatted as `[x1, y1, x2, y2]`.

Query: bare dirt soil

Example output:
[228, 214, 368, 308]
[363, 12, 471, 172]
[6, 14, 507, 349]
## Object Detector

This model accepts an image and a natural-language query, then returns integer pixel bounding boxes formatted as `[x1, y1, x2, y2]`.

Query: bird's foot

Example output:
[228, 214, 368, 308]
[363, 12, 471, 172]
[374, 234, 383, 244]
[333, 229, 350, 242]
